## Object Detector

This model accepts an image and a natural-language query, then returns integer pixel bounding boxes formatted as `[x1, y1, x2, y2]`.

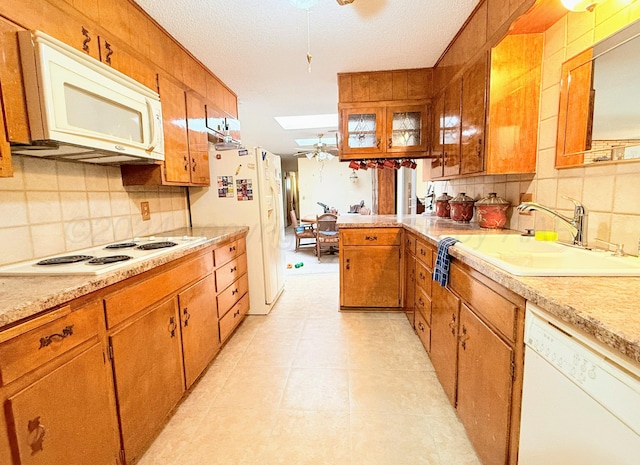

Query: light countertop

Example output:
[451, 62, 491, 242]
[0, 227, 248, 330]
[339, 214, 640, 365]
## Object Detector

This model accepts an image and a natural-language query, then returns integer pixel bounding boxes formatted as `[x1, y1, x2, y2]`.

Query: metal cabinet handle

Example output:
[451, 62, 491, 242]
[230, 265, 237, 273]
[168, 316, 177, 337]
[420, 249, 427, 256]
[376, 138, 381, 149]
[365, 236, 377, 241]
[81, 26, 91, 53]
[104, 40, 113, 65]
[419, 272, 425, 280]
[182, 308, 190, 327]
[232, 288, 239, 296]
[230, 245, 236, 252]
[233, 309, 241, 318]
[459, 324, 469, 350]
[39, 325, 74, 349]
[418, 297, 424, 307]
[388, 137, 392, 149]
[28, 416, 46, 454]
[417, 322, 425, 332]
[191, 158, 197, 171]
[183, 155, 189, 171]
[448, 314, 457, 335]
[345, 258, 350, 270]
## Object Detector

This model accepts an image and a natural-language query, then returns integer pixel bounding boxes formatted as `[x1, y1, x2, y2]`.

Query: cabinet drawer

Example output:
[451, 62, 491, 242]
[415, 288, 432, 324]
[405, 233, 417, 254]
[217, 273, 249, 318]
[416, 240, 434, 270]
[449, 263, 523, 342]
[0, 302, 101, 386]
[219, 293, 249, 343]
[341, 228, 402, 246]
[214, 239, 246, 266]
[215, 253, 247, 292]
[105, 253, 213, 328]
[416, 261, 432, 297]
[415, 310, 431, 352]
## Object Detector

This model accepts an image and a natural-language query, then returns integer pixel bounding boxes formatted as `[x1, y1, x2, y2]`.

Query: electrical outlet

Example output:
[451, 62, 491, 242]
[141, 201, 151, 221]
[519, 193, 533, 215]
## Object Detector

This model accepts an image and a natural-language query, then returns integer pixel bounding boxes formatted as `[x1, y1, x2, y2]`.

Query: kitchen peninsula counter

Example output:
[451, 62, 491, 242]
[0, 227, 248, 330]
[337, 214, 640, 364]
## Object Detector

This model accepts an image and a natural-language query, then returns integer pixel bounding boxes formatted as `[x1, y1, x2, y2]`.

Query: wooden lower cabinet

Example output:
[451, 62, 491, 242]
[429, 281, 460, 406]
[457, 303, 513, 465]
[109, 298, 185, 464]
[340, 228, 403, 310]
[178, 274, 219, 388]
[404, 245, 416, 325]
[5, 344, 119, 465]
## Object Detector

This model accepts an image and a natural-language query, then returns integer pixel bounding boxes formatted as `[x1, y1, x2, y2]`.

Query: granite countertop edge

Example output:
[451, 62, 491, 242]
[0, 226, 248, 330]
[338, 214, 640, 365]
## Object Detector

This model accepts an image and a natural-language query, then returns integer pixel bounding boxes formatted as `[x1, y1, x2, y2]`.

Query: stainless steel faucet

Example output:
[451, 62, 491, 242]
[516, 197, 588, 248]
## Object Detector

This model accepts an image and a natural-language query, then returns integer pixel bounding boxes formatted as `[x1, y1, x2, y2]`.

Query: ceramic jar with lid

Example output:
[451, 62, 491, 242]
[449, 193, 475, 222]
[435, 193, 452, 218]
[475, 192, 510, 229]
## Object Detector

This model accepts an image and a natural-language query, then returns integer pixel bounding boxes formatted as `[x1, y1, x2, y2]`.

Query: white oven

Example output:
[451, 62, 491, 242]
[13, 30, 164, 164]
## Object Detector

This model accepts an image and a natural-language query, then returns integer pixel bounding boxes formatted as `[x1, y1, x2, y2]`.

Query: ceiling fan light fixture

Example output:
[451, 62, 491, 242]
[336, 0, 356, 5]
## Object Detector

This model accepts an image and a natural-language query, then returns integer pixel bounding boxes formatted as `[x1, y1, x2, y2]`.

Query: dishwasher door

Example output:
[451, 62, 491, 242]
[519, 304, 640, 465]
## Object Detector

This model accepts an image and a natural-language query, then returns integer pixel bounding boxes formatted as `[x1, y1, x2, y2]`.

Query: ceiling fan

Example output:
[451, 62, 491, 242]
[293, 134, 338, 161]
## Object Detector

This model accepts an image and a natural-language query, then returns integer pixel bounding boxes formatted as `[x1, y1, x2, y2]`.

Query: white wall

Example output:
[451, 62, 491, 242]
[297, 158, 373, 217]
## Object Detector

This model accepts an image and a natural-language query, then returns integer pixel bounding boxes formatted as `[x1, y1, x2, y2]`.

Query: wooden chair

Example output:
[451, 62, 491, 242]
[315, 213, 339, 261]
[290, 210, 315, 252]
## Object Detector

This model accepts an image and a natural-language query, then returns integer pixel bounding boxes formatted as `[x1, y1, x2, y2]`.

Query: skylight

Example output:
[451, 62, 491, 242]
[274, 114, 338, 130]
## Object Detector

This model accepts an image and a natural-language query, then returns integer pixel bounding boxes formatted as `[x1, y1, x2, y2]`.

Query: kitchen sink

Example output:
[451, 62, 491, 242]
[442, 234, 640, 276]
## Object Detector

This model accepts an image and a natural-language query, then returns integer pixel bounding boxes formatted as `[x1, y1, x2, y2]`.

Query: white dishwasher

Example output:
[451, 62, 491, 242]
[519, 303, 640, 465]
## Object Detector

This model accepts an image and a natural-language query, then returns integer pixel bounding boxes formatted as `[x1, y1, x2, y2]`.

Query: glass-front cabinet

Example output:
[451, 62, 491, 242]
[339, 103, 428, 160]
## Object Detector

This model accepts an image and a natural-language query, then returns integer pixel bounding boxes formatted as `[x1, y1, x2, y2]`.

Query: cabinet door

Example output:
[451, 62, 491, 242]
[443, 78, 462, 177]
[341, 245, 401, 308]
[110, 298, 185, 463]
[339, 106, 385, 158]
[179, 274, 219, 388]
[158, 75, 191, 184]
[386, 104, 428, 154]
[404, 251, 416, 325]
[97, 37, 156, 91]
[461, 54, 487, 175]
[185, 92, 210, 186]
[429, 93, 445, 179]
[6, 344, 119, 465]
[457, 304, 513, 465]
[429, 283, 460, 406]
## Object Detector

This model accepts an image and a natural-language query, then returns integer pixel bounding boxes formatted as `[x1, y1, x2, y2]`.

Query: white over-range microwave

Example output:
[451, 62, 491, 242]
[12, 30, 164, 164]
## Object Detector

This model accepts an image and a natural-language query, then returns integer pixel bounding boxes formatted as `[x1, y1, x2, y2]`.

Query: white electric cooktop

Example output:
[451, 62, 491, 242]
[0, 236, 207, 276]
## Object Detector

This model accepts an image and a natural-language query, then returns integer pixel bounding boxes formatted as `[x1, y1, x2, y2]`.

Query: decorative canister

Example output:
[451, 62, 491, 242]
[475, 192, 510, 229]
[449, 192, 475, 222]
[435, 193, 452, 218]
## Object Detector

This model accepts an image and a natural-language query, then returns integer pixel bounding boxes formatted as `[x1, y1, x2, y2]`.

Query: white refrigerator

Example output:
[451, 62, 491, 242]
[189, 146, 286, 315]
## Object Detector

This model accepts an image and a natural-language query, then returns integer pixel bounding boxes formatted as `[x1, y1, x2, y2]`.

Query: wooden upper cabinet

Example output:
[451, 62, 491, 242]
[430, 92, 445, 179]
[339, 106, 385, 158]
[486, 33, 543, 174]
[386, 104, 428, 154]
[443, 78, 462, 177]
[185, 91, 210, 186]
[159, 74, 191, 184]
[460, 54, 487, 175]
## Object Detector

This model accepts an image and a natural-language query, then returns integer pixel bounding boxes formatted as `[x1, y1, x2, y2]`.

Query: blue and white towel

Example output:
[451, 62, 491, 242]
[433, 237, 459, 287]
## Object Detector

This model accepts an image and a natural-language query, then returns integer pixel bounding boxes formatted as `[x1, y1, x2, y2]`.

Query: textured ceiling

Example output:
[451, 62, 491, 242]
[133, 0, 480, 158]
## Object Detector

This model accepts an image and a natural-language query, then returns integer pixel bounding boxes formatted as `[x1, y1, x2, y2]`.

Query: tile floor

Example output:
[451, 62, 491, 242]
[138, 272, 481, 465]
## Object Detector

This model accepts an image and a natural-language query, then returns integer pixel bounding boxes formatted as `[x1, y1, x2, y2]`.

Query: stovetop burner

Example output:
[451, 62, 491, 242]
[37, 255, 95, 266]
[105, 242, 137, 249]
[137, 241, 178, 250]
[87, 255, 133, 265]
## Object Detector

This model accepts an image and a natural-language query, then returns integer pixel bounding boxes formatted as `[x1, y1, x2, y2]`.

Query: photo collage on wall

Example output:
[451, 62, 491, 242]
[236, 178, 253, 201]
[217, 176, 234, 198]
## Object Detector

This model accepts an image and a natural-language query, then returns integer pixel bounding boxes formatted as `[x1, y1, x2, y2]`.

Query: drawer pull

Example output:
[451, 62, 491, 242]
[232, 288, 239, 296]
[418, 297, 424, 306]
[233, 309, 241, 318]
[417, 321, 425, 332]
[183, 308, 191, 327]
[81, 26, 91, 53]
[168, 316, 177, 337]
[448, 314, 457, 335]
[230, 245, 236, 252]
[230, 265, 237, 273]
[28, 416, 46, 454]
[419, 272, 425, 280]
[365, 236, 378, 241]
[104, 40, 113, 65]
[38, 325, 74, 349]
[420, 249, 426, 256]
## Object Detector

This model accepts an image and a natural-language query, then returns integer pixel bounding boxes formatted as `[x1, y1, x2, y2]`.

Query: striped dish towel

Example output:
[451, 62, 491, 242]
[432, 237, 459, 287]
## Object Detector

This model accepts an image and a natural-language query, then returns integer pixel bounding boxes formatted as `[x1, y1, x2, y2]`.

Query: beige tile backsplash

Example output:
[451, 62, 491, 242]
[431, 3, 640, 255]
[0, 156, 189, 266]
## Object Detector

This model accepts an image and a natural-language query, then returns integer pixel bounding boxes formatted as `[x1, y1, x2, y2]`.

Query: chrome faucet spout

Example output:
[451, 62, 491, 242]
[516, 197, 588, 247]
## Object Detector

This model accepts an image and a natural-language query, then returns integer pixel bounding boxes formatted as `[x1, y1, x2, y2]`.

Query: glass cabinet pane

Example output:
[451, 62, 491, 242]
[347, 113, 378, 149]
[391, 111, 422, 147]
